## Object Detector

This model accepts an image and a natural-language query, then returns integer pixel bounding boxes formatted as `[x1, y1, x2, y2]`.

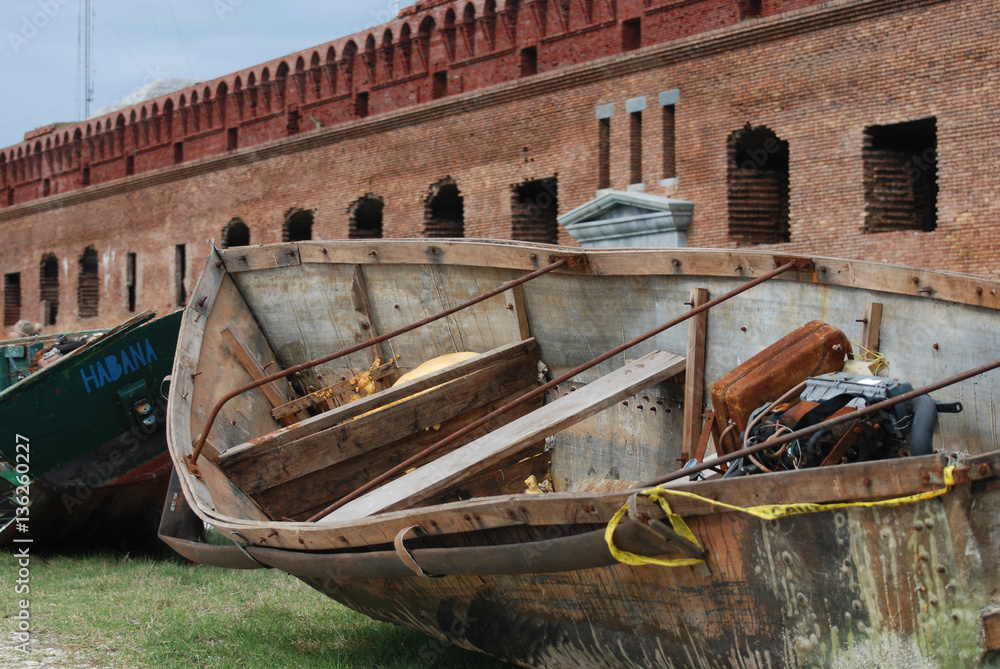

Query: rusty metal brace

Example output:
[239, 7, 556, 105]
[626, 492, 705, 559]
[393, 525, 444, 579]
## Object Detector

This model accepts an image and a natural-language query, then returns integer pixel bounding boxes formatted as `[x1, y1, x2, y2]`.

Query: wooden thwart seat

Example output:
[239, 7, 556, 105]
[319, 349, 687, 523]
[218, 338, 542, 500]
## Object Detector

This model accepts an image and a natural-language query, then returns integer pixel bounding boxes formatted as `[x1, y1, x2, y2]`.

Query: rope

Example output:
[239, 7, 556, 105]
[605, 466, 956, 567]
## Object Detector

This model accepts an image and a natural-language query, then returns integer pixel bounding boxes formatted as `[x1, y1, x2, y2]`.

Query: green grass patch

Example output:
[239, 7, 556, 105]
[1, 552, 511, 668]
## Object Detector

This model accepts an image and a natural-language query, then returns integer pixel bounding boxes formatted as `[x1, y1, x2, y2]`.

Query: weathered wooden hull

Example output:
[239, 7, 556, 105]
[306, 466, 1000, 668]
[0, 311, 181, 550]
[162, 241, 1000, 666]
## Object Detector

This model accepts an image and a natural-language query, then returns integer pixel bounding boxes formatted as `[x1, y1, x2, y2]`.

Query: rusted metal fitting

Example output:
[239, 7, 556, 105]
[774, 256, 815, 273]
[547, 253, 588, 271]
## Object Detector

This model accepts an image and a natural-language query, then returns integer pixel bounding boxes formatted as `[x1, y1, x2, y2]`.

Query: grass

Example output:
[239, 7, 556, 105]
[1, 552, 513, 668]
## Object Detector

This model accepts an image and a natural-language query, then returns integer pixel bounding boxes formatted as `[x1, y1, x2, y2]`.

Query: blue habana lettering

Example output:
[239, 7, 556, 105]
[95, 360, 113, 387]
[81, 364, 99, 393]
[145, 338, 158, 362]
[129, 343, 146, 368]
[120, 348, 136, 375]
[105, 355, 123, 381]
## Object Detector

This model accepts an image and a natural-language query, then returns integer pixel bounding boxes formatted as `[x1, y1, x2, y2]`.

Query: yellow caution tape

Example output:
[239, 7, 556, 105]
[605, 466, 956, 568]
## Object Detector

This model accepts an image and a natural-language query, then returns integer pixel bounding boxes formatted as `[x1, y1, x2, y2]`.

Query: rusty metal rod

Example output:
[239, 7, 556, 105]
[639, 356, 1000, 489]
[187, 257, 573, 472]
[306, 260, 799, 521]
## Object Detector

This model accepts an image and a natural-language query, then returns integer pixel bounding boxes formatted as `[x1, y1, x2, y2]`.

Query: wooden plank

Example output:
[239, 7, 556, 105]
[682, 287, 709, 457]
[351, 265, 388, 366]
[509, 283, 532, 340]
[211, 453, 950, 553]
[321, 350, 687, 522]
[295, 240, 1000, 311]
[259, 387, 545, 520]
[220, 244, 302, 272]
[220, 326, 305, 426]
[225, 348, 540, 497]
[862, 301, 883, 353]
[189, 276, 281, 463]
[221, 338, 539, 461]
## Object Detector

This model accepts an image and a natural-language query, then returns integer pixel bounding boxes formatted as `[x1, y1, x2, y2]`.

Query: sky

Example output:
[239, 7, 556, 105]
[0, 0, 418, 150]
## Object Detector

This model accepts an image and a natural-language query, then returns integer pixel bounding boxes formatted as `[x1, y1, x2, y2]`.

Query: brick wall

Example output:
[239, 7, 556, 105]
[0, 0, 997, 332]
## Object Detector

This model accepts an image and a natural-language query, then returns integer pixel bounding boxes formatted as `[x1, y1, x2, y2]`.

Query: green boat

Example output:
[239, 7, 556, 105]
[0, 310, 182, 551]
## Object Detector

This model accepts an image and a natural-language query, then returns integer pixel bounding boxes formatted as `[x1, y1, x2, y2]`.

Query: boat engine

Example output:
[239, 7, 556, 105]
[724, 372, 962, 477]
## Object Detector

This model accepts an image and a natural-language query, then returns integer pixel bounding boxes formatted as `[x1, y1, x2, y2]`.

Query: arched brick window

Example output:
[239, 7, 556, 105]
[381, 29, 395, 80]
[341, 42, 358, 91]
[443, 9, 458, 61]
[727, 125, 790, 244]
[309, 52, 322, 97]
[462, 4, 476, 57]
[363, 34, 378, 84]
[349, 194, 384, 239]
[275, 62, 289, 103]
[417, 17, 435, 70]
[78, 246, 100, 319]
[398, 25, 412, 75]
[424, 178, 464, 238]
[222, 218, 250, 248]
[325, 47, 338, 94]
[482, 1, 498, 50]
[39, 253, 59, 325]
[283, 208, 314, 242]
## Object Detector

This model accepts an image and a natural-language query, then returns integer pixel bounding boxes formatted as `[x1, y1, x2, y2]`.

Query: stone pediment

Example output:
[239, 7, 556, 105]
[559, 191, 694, 248]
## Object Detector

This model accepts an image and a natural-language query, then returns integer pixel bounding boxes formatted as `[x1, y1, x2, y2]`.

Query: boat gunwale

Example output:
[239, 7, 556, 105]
[166, 240, 1000, 550]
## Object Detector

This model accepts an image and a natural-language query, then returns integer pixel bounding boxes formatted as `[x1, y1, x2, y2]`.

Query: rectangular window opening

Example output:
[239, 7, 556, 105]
[356, 92, 370, 118]
[622, 18, 641, 51]
[126, 253, 137, 313]
[42, 178, 51, 197]
[3, 272, 21, 328]
[173, 142, 184, 164]
[662, 104, 676, 180]
[432, 72, 448, 100]
[81, 167, 90, 187]
[598, 118, 611, 190]
[863, 117, 937, 233]
[227, 127, 239, 151]
[125, 155, 135, 176]
[511, 177, 559, 244]
[520, 47, 538, 77]
[175, 244, 187, 307]
[629, 111, 643, 185]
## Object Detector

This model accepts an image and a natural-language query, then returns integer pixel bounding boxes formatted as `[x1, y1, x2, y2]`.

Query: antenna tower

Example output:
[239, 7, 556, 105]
[78, 0, 95, 119]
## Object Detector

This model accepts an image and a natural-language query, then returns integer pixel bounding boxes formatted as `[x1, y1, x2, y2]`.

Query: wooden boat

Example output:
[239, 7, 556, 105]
[159, 240, 1000, 668]
[0, 310, 182, 550]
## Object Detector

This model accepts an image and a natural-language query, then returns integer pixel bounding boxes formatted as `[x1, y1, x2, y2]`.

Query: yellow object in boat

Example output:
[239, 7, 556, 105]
[393, 352, 479, 386]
